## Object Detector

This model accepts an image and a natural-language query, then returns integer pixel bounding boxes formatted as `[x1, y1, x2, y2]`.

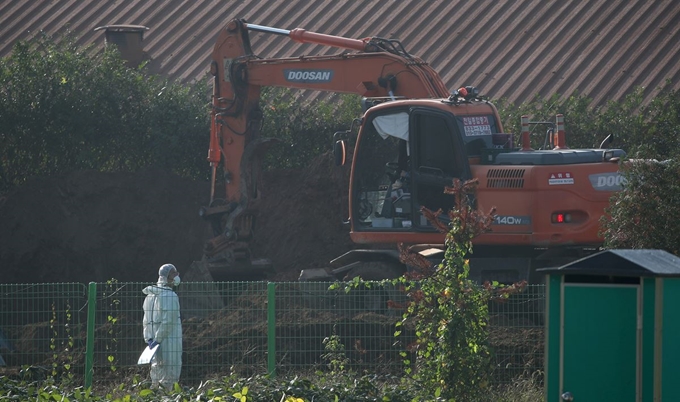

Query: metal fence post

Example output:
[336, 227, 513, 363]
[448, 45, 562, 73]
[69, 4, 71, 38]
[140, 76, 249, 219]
[84, 282, 97, 388]
[267, 282, 276, 377]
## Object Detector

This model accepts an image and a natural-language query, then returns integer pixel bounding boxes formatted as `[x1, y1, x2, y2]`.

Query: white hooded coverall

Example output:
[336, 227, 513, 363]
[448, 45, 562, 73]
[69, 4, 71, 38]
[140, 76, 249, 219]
[142, 282, 182, 388]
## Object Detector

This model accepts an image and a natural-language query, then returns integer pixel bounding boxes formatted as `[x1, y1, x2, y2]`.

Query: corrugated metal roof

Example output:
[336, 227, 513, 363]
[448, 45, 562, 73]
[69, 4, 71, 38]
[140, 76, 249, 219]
[1, 0, 678, 108]
[539, 249, 680, 277]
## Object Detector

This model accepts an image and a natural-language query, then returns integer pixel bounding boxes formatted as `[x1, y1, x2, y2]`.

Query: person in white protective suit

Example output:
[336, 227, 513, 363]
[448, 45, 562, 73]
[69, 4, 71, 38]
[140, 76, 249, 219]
[142, 263, 182, 388]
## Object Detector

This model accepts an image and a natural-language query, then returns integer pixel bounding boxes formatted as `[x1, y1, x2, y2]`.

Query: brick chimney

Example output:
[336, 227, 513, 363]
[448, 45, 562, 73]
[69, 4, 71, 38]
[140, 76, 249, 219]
[94, 25, 149, 67]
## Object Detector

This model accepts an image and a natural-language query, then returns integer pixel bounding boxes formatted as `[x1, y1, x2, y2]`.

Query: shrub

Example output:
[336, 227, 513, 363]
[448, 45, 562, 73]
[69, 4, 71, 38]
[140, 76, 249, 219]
[495, 82, 680, 158]
[395, 179, 526, 400]
[601, 159, 680, 255]
[0, 32, 209, 192]
[260, 87, 362, 170]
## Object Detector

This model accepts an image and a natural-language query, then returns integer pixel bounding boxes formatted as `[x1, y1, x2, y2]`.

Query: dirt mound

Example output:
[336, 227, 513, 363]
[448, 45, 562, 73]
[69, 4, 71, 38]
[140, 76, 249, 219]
[250, 152, 354, 281]
[0, 153, 354, 284]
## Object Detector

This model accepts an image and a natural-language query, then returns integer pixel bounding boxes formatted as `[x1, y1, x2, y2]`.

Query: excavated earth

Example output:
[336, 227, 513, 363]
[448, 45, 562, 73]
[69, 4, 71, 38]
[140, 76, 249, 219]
[0, 152, 353, 284]
[0, 153, 543, 383]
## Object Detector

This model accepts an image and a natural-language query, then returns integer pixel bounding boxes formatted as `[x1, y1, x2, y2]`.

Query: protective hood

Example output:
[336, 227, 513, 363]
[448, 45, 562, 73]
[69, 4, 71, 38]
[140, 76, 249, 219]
[156, 263, 177, 286]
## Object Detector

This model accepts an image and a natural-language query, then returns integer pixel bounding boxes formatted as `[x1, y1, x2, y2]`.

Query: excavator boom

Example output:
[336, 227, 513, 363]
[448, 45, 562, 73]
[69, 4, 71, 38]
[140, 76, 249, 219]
[208, 19, 451, 205]
[197, 18, 452, 280]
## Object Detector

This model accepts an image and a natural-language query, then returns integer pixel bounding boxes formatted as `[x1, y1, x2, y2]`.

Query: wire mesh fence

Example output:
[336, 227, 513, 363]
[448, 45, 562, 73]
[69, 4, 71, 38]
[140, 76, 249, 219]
[0, 283, 88, 381]
[0, 281, 545, 387]
[487, 284, 545, 384]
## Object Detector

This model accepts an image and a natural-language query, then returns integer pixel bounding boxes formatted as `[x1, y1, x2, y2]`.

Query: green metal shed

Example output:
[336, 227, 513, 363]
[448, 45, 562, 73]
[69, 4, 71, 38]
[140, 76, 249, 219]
[540, 249, 680, 402]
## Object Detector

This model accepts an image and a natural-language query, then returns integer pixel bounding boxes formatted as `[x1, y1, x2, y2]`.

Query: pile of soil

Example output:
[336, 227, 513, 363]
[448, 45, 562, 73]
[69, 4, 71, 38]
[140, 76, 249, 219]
[0, 153, 354, 284]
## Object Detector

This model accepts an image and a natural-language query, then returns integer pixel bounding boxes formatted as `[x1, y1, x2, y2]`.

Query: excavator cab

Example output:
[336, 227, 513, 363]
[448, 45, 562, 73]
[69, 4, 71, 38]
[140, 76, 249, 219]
[350, 102, 472, 232]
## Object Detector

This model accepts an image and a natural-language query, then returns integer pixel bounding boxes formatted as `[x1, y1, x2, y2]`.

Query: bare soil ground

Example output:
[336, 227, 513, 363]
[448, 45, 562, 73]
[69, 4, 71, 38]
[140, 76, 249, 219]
[0, 153, 353, 284]
[0, 154, 543, 384]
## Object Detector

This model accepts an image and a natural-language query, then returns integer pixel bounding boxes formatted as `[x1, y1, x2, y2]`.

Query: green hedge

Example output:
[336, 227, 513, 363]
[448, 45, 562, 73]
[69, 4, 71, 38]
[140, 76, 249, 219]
[2, 32, 679, 255]
[0, 32, 209, 192]
[495, 83, 680, 159]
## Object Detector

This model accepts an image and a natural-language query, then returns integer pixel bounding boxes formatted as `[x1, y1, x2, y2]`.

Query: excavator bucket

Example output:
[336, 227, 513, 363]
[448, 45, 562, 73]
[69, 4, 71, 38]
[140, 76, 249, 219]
[183, 259, 216, 282]
[204, 254, 273, 282]
[182, 240, 272, 284]
[180, 257, 271, 318]
[177, 260, 224, 318]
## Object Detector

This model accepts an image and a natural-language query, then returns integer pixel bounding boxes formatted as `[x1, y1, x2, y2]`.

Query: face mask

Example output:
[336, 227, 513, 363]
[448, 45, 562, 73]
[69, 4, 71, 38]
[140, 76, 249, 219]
[173, 275, 181, 286]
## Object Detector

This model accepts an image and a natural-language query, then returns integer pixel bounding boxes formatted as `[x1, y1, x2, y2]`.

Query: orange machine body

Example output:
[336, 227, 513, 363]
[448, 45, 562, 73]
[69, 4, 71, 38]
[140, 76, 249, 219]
[202, 19, 625, 282]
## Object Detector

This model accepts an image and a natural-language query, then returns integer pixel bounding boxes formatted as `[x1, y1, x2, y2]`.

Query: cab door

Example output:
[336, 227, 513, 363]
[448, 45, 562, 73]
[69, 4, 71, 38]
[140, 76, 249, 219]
[409, 108, 471, 228]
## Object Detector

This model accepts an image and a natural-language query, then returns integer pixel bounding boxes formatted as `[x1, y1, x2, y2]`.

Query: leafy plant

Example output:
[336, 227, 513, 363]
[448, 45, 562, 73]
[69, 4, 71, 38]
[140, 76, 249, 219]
[233, 385, 250, 401]
[0, 31, 209, 193]
[47, 299, 75, 384]
[495, 82, 680, 160]
[103, 279, 121, 373]
[48, 302, 59, 380]
[601, 158, 680, 254]
[4, 29, 678, 203]
[320, 327, 350, 374]
[391, 178, 497, 400]
[259, 87, 362, 170]
[0, 369, 544, 401]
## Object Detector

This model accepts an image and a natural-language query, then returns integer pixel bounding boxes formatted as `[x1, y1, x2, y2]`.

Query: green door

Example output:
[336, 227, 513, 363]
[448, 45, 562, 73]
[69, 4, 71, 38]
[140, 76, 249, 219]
[561, 284, 638, 401]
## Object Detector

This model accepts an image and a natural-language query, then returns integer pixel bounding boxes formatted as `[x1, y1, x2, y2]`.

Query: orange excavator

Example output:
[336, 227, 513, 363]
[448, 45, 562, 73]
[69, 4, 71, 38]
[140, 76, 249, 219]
[192, 19, 625, 284]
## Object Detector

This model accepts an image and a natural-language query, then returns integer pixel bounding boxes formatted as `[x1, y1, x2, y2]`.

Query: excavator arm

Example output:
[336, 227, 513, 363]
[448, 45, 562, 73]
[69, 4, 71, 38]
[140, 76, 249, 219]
[209, 19, 450, 200]
[198, 19, 451, 279]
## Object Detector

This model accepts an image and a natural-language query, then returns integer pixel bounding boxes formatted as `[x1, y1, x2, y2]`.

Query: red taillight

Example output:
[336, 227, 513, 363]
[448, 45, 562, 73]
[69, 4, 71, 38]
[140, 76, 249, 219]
[552, 212, 572, 223]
